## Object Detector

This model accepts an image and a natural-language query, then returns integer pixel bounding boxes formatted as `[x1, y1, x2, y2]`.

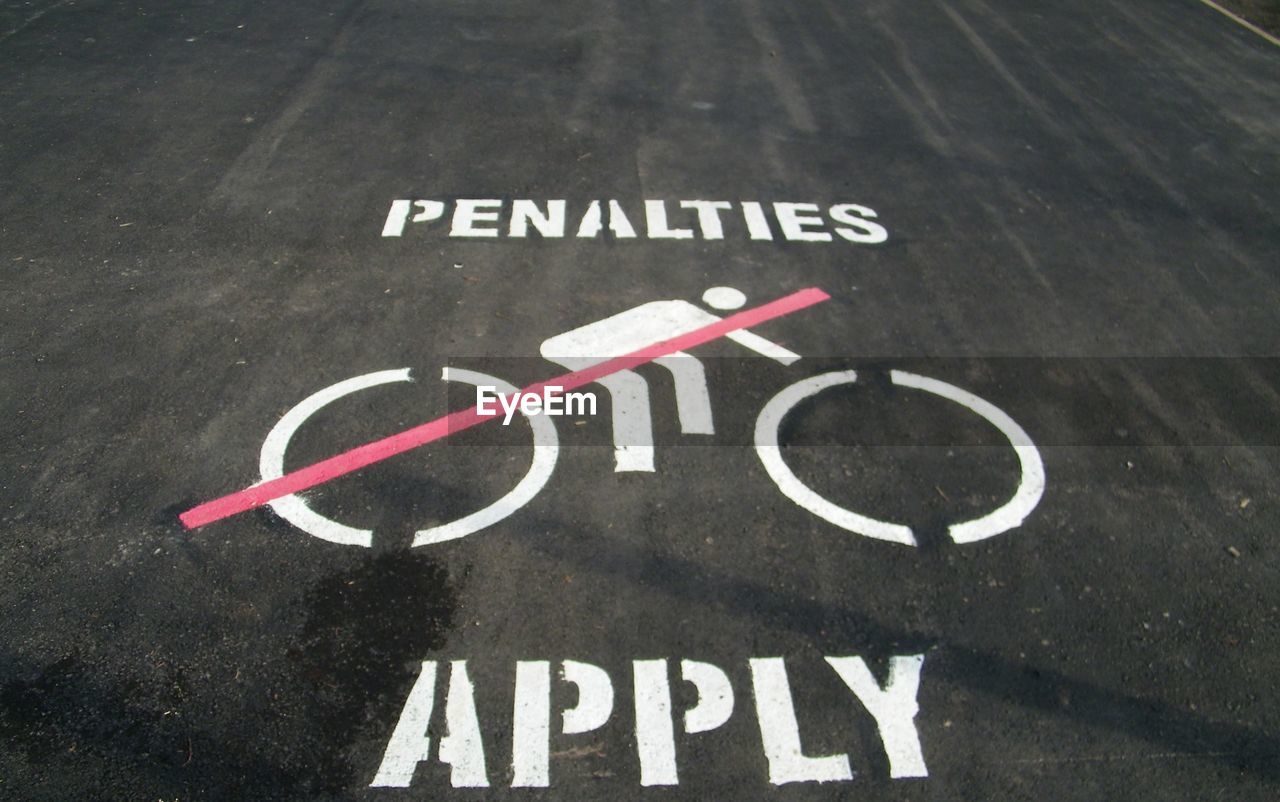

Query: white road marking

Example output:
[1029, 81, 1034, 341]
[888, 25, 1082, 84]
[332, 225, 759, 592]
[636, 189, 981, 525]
[413, 368, 558, 546]
[749, 657, 855, 784]
[889, 371, 1044, 543]
[561, 660, 614, 735]
[258, 367, 559, 547]
[377, 654, 928, 788]
[260, 369, 413, 547]
[436, 661, 489, 787]
[827, 654, 928, 778]
[370, 660, 438, 787]
[511, 661, 552, 787]
[681, 660, 736, 734]
[381, 198, 892, 242]
[540, 289, 798, 471]
[634, 659, 679, 786]
[755, 371, 917, 546]
[754, 370, 1045, 545]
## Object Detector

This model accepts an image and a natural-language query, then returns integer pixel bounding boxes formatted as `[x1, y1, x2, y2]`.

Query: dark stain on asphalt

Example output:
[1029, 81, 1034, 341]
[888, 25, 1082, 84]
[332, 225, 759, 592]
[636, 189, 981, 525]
[0, 656, 184, 766]
[0, 553, 459, 798]
[286, 551, 459, 792]
[0, 652, 306, 794]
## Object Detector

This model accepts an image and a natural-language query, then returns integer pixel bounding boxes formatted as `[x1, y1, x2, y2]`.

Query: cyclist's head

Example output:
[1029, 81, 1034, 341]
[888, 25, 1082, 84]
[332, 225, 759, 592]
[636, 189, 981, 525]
[702, 286, 746, 310]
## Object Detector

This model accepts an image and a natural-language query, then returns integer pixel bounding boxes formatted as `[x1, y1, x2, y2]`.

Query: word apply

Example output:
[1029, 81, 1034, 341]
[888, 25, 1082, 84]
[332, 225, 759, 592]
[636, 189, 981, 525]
[371, 654, 928, 789]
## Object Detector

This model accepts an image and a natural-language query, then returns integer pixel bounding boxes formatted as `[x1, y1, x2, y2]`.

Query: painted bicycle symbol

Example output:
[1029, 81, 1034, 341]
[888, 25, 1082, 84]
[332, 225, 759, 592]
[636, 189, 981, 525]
[182, 287, 1044, 547]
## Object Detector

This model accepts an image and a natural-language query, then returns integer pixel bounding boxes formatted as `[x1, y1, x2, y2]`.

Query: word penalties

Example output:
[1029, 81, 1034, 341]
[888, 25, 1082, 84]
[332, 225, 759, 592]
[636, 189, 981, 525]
[381, 199, 889, 243]
[372, 654, 927, 789]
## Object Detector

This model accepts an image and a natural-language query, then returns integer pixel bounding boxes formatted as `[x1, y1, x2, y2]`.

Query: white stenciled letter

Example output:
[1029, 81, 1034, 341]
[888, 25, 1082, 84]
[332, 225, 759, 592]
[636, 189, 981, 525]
[826, 655, 928, 778]
[607, 200, 638, 238]
[774, 202, 833, 242]
[749, 658, 853, 785]
[576, 200, 603, 237]
[451, 199, 503, 237]
[829, 204, 889, 244]
[681, 660, 734, 734]
[741, 201, 774, 240]
[382, 199, 446, 237]
[510, 199, 567, 238]
[371, 661, 439, 787]
[631, 660, 737, 787]
[512, 660, 614, 788]
[512, 661, 551, 787]
[645, 200, 694, 239]
[561, 660, 614, 734]
[634, 659, 678, 786]
[382, 199, 414, 237]
[575, 200, 637, 238]
[680, 200, 732, 240]
[437, 661, 489, 787]
[372, 661, 488, 788]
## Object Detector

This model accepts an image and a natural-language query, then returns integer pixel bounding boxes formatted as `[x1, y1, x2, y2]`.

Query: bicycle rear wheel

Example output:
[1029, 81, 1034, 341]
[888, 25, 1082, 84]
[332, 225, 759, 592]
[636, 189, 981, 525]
[753, 369, 1044, 546]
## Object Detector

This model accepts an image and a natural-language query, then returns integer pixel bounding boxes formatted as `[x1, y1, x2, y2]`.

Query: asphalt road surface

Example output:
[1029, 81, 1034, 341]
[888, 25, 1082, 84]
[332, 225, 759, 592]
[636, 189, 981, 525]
[2, 0, 1279, 799]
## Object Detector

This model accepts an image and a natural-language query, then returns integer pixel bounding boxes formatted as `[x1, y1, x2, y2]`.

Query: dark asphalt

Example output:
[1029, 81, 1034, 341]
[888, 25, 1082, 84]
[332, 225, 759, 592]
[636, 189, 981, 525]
[2, 0, 1279, 799]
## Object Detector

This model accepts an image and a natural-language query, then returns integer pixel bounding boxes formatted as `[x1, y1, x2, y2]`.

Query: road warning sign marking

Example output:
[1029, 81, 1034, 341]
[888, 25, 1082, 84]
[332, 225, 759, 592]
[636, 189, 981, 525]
[180, 287, 830, 529]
